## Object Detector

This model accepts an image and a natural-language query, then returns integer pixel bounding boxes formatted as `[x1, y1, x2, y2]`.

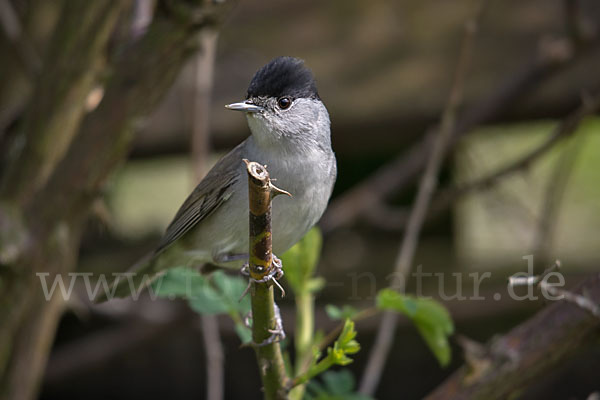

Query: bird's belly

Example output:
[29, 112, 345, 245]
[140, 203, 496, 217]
[184, 154, 333, 268]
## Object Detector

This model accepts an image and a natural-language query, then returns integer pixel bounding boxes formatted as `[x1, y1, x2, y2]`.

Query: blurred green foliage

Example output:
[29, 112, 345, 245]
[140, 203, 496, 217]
[305, 370, 373, 400]
[377, 289, 454, 366]
[282, 227, 326, 295]
[151, 267, 252, 342]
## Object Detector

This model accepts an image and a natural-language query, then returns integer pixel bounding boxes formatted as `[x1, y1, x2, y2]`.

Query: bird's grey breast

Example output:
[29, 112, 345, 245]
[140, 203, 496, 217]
[266, 146, 336, 253]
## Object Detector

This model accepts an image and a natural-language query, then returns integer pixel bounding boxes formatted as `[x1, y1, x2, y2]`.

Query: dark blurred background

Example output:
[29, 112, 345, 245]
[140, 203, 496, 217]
[1, 0, 600, 399]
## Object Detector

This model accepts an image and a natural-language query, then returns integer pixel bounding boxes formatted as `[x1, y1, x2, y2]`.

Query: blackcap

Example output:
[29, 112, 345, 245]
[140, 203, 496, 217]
[101, 56, 336, 300]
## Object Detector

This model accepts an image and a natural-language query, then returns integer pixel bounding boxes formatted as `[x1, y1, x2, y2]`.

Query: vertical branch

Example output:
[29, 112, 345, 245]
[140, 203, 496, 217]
[187, 28, 224, 400]
[190, 29, 218, 177]
[359, 2, 486, 395]
[246, 161, 288, 400]
[289, 288, 314, 400]
[199, 315, 224, 400]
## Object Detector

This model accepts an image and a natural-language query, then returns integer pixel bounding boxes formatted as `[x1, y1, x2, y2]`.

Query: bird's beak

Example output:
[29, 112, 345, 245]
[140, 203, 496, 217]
[225, 101, 264, 113]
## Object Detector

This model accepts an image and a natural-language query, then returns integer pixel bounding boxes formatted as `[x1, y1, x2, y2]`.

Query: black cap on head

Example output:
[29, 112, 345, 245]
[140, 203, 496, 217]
[246, 57, 319, 100]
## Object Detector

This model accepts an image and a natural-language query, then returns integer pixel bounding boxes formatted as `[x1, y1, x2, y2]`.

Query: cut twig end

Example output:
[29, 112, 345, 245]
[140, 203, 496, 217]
[244, 159, 269, 183]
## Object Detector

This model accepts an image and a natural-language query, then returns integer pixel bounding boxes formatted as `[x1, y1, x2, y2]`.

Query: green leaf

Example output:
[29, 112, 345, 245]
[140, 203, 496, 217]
[187, 271, 250, 315]
[322, 369, 354, 395]
[281, 227, 323, 293]
[151, 266, 204, 298]
[376, 289, 454, 366]
[186, 277, 229, 315]
[152, 267, 251, 316]
[234, 323, 252, 344]
[211, 270, 251, 314]
[325, 304, 359, 321]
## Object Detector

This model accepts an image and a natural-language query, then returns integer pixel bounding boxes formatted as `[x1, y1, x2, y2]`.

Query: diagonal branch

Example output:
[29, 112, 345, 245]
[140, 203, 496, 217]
[1, 1, 125, 206]
[363, 92, 600, 232]
[358, 2, 486, 395]
[426, 273, 600, 400]
[321, 13, 600, 234]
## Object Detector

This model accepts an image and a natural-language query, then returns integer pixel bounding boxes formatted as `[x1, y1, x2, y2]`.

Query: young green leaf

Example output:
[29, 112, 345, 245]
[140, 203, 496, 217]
[376, 289, 454, 366]
[295, 319, 361, 387]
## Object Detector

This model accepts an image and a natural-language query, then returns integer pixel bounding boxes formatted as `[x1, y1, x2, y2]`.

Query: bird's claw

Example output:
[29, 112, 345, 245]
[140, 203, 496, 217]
[255, 303, 286, 347]
[269, 255, 285, 297]
[244, 311, 252, 328]
[239, 255, 285, 298]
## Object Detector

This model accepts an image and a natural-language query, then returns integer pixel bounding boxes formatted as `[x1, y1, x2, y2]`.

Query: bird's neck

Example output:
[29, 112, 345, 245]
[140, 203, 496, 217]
[246, 117, 331, 158]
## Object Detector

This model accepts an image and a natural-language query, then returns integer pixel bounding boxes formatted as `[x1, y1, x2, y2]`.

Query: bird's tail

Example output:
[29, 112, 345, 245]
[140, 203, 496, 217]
[93, 252, 163, 303]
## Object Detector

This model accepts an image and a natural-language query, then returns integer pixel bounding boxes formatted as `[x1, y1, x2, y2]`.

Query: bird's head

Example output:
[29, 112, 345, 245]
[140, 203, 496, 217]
[226, 57, 330, 150]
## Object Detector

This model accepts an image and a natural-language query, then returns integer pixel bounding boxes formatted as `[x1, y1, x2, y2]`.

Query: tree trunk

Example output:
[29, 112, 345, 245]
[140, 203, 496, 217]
[0, 1, 233, 399]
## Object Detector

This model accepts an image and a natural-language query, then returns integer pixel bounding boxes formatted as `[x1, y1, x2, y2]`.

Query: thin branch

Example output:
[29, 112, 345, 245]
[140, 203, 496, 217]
[508, 261, 600, 319]
[1, 1, 125, 206]
[199, 314, 224, 400]
[188, 28, 224, 400]
[359, 3, 485, 395]
[321, 12, 599, 234]
[432, 92, 600, 215]
[364, 92, 600, 232]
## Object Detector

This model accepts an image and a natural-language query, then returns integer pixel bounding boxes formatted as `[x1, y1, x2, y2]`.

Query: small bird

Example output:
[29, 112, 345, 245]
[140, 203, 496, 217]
[100, 56, 336, 300]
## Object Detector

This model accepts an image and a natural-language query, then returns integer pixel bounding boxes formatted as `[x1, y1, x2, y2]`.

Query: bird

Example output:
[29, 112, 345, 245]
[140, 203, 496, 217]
[98, 56, 336, 301]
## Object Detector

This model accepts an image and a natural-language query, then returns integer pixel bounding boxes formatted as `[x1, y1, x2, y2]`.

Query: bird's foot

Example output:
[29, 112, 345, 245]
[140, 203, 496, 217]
[239, 255, 285, 297]
[243, 304, 286, 347]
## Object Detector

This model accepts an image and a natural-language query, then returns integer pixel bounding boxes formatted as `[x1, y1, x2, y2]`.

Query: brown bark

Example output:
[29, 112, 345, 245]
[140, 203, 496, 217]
[2, 1, 123, 205]
[0, 1, 233, 399]
[246, 160, 289, 400]
[426, 273, 600, 400]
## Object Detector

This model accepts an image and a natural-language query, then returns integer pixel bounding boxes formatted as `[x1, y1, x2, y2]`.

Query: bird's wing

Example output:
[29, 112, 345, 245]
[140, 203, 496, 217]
[154, 144, 244, 254]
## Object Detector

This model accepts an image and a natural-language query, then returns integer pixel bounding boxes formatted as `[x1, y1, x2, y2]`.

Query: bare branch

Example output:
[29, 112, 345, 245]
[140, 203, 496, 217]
[427, 273, 600, 400]
[188, 27, 224, 400]
[1, 1, 125, 206]
[359, 2, 486, 395]
[321, 13, 600, 234]
[432, 93, 600, 218]
[364, 92, 600, 232]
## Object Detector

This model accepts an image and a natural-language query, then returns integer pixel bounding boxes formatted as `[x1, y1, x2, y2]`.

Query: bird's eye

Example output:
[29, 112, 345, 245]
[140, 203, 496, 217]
[277, 97, 292, 109]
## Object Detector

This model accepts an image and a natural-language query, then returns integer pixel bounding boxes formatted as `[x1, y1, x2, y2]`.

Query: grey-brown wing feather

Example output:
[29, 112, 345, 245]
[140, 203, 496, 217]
[154, 145, 244, 254]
